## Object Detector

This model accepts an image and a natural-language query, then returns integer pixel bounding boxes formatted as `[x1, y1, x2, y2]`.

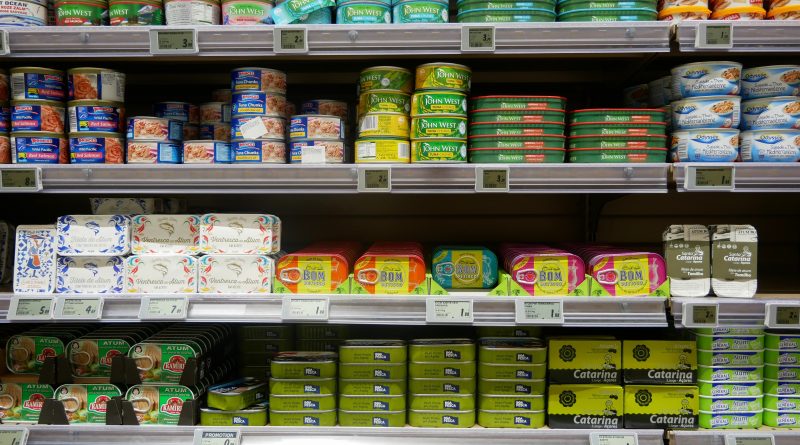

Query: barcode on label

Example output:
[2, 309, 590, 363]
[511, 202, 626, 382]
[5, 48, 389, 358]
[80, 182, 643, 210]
[398, 142, 410, 158]
[240, 116, 268, 139]
[677, 140, 687, 161]
[360, 115, 379, 132]
[11, 73, 24, 99]
[68, 108, 78, 131]
[301, 145, 326, 164]
[358, 142, 377, 159]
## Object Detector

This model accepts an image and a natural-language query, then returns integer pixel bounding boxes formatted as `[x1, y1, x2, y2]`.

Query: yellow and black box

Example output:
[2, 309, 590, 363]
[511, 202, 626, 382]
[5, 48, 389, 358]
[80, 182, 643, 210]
[624, 385, 699, 429]
[548, 338, 621, 384]
[548, 384, 624, 429]
[623, 340, 697, 385]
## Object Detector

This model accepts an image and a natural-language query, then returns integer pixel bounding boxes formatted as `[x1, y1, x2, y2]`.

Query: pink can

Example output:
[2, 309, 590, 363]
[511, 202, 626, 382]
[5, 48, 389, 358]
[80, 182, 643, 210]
[567, 245, 667, 296]
[501, 244, 586, 296]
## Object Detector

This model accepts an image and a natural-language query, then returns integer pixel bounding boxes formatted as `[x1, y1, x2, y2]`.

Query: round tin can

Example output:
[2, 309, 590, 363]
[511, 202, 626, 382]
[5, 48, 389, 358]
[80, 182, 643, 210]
[289, 139, 345, 163]
[55, 0, 107, 25]
[127, 116, 183, 141]
[164, 0, 220, 24]
[302, 100, 349, 120]
[670, 129, 740, 162]
[11, 131, 68, 163]
[231, 67, 287, 94]
[741, 96, 800, 130]
[658, 5, 711, 21]
[200, 123, 230, 141]
[231, 138, 286, 163]
[336, 0, 390, 23]
[411, 90, 467, 116]
[359, 90, 410, 115]
[68, 132, 124, 164]
[108, 0, 164, 24]
[671, 96, 741, 130]
[741, 65, 800, 100]
[199, 102, 231, 124]
[67, 100, 124, 133]
[740, 129, 800, 162]
[230, 115, 285, 140]
[710, 6, 765, 19]
[359, 66, 413, 94]
[355, 138, 410, 163]
[416, 63, 471, 92]
[126, 139, 182, 163]
[222, 0, 273, 24]
[211, 88, 232, 103]
[358, 112, 409, 138]
[155, 101, 199, 124]
[231, 91, 286, 117]
[671, 61, 742, 99]
[768, 4, 800, 19]
[411, 115, 467, 139]
[0, 0, 48, 25]
[10, 67, 66, 102]
[412, 139, 467, 162]
[11, 100, 65, 133]
[183, 139, 230, 163]
[291, 114, 345, 140]
[393, 0, 448, 22]
[183, 123, 200, 140]
[67, 68, 125, 102]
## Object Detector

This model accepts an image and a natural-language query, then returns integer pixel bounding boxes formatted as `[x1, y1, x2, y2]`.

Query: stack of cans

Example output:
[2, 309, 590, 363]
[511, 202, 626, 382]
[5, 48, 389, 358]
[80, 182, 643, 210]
[355, 66, 412, 164]
[9, 67, 69, 164]
[290, 99, 349, 163]
[764, 331, 800, 428]
[411, 64, 470, 163]
[126, 115, 183, 163]
[230, 67, 288, 163]
[65, 68, 126, 164]
[183, 99, 232, 164]
[269, 351, 339, 426]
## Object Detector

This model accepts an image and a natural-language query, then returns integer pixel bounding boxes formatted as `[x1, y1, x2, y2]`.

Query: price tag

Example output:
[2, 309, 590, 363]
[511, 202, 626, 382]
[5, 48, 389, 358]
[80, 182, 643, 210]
[138, 296, 189, 320]
[0, 428, 28, 445]
[461, 26, 495, 52]
[239, 116, 268, 140]
[282, 297, 330, 321]
[724, 435, 775, 445]
[696, 23, 733, 49]
[7, 297, 54, 321]
[766, 303, 800, 329]
[193, 430, 241, 445]
[0, 169, 41, 192]
[682, 302, 719, 328]
[685, 166, 734, 191]
[274, 27, 308, 53]
[0, 30, 10, 56]
[476, 167, 509, 192]
[426, 298, 474, 323]
[149, 29, 199, 55]
[301, 146, 326, 164]
[54, 297, 103, 320]
[590, 432, 639, 445]
[515, 300, 564, 325]
[357, 168, 391, 192]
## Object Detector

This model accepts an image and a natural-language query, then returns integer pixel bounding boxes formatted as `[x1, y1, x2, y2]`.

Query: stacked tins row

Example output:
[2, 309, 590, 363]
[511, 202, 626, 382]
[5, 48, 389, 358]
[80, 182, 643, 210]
[335, 0, 449, 24]
[556, 0, 657, 22]
[567, 108, 668, 163]
[355, 66, 413, 163]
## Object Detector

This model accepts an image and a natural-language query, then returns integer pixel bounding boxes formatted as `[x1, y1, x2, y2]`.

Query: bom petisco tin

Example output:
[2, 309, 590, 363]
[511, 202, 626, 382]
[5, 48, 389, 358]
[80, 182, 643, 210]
[431, 246, 498, 289]
[275, 241, 362, 293]
[359, 66, 414, 94]
[271, 352, 338, 379]
[339, 339, 408, 363]
[410, 339, 476, 362]
[415, 63, 472, 92]
[569, 246, 667, 296]
[353, 242, 426, 294]
[500, 244, 586, 296]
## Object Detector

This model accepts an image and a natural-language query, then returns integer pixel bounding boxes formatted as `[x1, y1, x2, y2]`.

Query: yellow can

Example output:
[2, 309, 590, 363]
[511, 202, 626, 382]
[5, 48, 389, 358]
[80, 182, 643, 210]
[358, 112, 409, 138]
[355, 138, 410, 163]
[415, 63, 472, 92]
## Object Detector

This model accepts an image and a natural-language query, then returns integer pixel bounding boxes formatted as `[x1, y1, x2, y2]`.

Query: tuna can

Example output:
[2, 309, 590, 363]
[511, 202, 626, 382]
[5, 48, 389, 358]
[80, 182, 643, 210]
[221, 0, 273, 24]
[671, 61, 742, 99]
[269, 409, 337, 426]
[270, 377, 338, 396]
[408, 409, 476, 428]
[658, 5, 711, 21]
[0, 0, 48, 25]
[302, 100, 349, 120]
[339, 363, 407, 380]
[412, 139, 466, 162]
[55, 0, 107, 25]
[766, 333, 800, 350]
[271, 352, 338, 379]
[700, 395, 764, 412]
[571, 108, 666, 124]
[108, 0, 165, 24]
[207, 379, 266, 411]
[409, 394, 475, 411]
[766, 364, 800, 380]
[456, 8, 557, 22]
[125, 384, 197, 425]
[672, 96, 741, 130]
[478, 410, 546, 428]
[742, 65, 800, 99]
[269, 0, 334, 24]
[127, 116, 183, 141]
[11, 132, 68, 163]
[67, 100, 123, 133]
[55, 383, 122, 424]
[230, 67, 287, 94]
[359, 90, 410, 115]
[670, 129, 740, 162]
[470, 95, 567, 112]
[412, 90, 467, 116]
[291, 114, 345, 139]
[289, 139, 345, 164]
[478, 394, 544, 411]
[767, 349, 800, 366]
[231, 138, 286, 163]
[199, 102, 231, 124]
[764, 408, 800, 428]
[0, 383, 54, 422]
[710, 6, 765, 19]
[336, 0, 390, 23]
[11, 100, 65, 133]
[741, 129, 800, 162]
[155, 101, 199, 124]
[126, 140, 182, 163]
[183, 140, 230, 163]
[231, 91, 286, 117]
[699, 410, 763, 429]
[200, 402, 268, 426]
[67, 68, 125, 102]
[358, 112, 409, 138]
[164, 0, 220, 24]
[698, 380, 764, 397]
[68, 132, 124, 163]
[359, 66, 413, 94]
[741, 96, 800, 130]
[471, 109, 566, 124]
[392, 0, 448, 22]
[183, 123, 200, 140]
[409, 362, 476, 379]
[339, 394, 406, 411]
[410, 339, 476, 362]
[416, 63, 471, 92]
[354, 241, 427, 293]
[478, 338, 547, 364]
[411, 115, 467, 140]
[569, 135, 667, 150]
[10, 67, 66, 101]
[200, 122, 231, 141]
[339, 340, 408, 364]
[478, 378, 546, 395]
[431, 246, 497, 288]
[697, 366, 764, 382]
[768, 4, 800, 19]
[765, 379, 800, 396]
[231, 115, 285, 140]
[0, 134, 10, 163]
[270, 394, 336, 411]
[339, 410, 405, 427]
[339, 379, 406, 395]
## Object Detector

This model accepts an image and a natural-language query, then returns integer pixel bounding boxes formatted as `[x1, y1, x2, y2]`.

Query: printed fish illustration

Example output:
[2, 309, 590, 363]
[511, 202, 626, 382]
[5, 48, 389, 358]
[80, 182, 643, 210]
[159, 222, 175, 236]
[85, 262, 99, 277]
[227, 263, 243, 276]
[85, 221, 101, 235]
[230, 222, 244, 235]
[153, 263, 169, 277]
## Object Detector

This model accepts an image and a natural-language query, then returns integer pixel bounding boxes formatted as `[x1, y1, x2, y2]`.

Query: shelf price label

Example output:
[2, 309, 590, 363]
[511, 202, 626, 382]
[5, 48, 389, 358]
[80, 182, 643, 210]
[476, 166, 509, 192]
[685, 165, 734, 191]
[138, 296, 189, 320]
[274, 27, 308, 53]
[461, 26, 495, 52]
[696, 23, 733, 49]
[724, 435, 775, 445]
[766, 303, 800, 329]
[7, 297, 54, 321]
[0, 30, 10, 56]
[54, 297, 103, 320]
[682, 302, 719, 328]
[426, 298, 474, 324]
[0, 168, 41, 192]
[194, 430, 241, 445]
[149, 29, 199, 55]
[590, 432, 639, 445]
[357, 167, 391, 192]
[0, 428, 28, 445]
[282, 297, 330, 321]
[515, 300, 564, 325]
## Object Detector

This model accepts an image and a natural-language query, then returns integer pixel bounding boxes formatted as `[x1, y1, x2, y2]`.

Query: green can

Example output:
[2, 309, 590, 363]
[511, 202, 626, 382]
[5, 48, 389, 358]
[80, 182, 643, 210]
[470, 95, 566, 111]
[699, 350, 765, 367]
[571, 108, 666, 124]
[698, 366, 764, 382]
[411, 91, 468, 116]
[569, 122, 667, 136]
[339, 394, 406, 411]
[0, 383, 54, 423]
[412, 139, 467, 163]
[696, 335, 766, 351]
[694, 328, 765, 336]
[339, 379, 406, 396]
[469, 135, 566, 149]
[764, 408, 800, 428]
[360, 66, 413, 94]
[409, 362, 477, 379]
[699, 395, 764, 412]
[207, 378, 267, 411]
[269, 378, 337, 396]
[766, 364, 800, 381]
[415, 63, 471, 93]
[698, 380, 764, 397]
[125, 384, 197, 426]
[478, 394, 544, 411]
[469, 148, 566, 163]
[337, 1, 392, 23]
[765, 379, 800, 396]
[409, 377, 477, 395]
[409, 394, 476, 411]
[568, 135, 667, 150]
[470, 109, 566, 124]
[767, 350, 800, 366]
[478, 363, 546, 380]
[411, 116, 467, 139]
[55, 383, 122, 424]
[408, 409, 476, 427]
[359, 90, 411, 115]
[765, 394, 800, 411]
[699, 410, 763, 429]
[269, 394, 336, 411]
[558, 0, 654, 11]
[339, 363, 408, 380]
[568, 148, 667, 163]
[109, 0, 165, 25]
[478, 338, 547, 364]
[200, 402, 268, 426]
[477, 409, 546, 428]
[478, 378, 546, 395]
[270, 352, 338, 379]
[766, 333, 800, 351]
[269, 409, 337, 426]
[557, 8, 657, 21]
[338, 410, 406, 427]
[469, 122, 565, 136]
[457, 9, 557, 22]
[457, 0, 557, 12]
[409, 339, 476, 362]
[55, 0, 107, 26]
[339, 340, 408, 364]
[393, 0, 449, 23]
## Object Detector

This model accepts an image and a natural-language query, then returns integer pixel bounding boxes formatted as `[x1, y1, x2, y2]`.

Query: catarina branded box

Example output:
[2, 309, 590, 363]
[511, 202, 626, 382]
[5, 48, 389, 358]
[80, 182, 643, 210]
[548, 338, 621, 384]
[624, 385, 699, 429]
[548, 384, 624, 429]
[623, 340, 697, 384]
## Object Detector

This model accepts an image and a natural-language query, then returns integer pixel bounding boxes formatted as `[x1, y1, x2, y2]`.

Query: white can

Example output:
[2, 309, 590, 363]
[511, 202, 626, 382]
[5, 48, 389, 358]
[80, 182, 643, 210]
[165, 0, 219, 25]
[0, 0, 48, 26]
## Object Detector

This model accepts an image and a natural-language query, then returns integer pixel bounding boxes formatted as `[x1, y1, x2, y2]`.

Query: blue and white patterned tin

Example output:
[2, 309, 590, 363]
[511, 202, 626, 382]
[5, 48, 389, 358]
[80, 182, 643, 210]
[56, 215, 131, 257]
[56, 256, 124, 293]
[13, 225, 57, 294]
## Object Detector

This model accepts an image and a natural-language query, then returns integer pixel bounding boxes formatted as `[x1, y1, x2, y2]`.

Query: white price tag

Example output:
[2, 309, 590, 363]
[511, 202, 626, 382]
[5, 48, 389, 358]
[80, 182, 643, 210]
[682, 302, 719, 328]
[766, 303, 800, 329]
[590, 432, 639, 445]
[301, 146, 326, 164]
[725, 435, 775, 445]
[696, 23, 733, 49]
[476, 167, 509, 192]
[274, 27, 308, 53]
[461, 26, 495, 52]
[138, 296, 188, 320]
[7, 297, 54, 321]
[193, 430, 241, 445]
[357, 167, 391, 192]
[685, 165, 735, 191]
[0, 428, 28, 445]
[54, 297, 103, 320]
[282, 297, 330, 321]
[426, 298, 474, 323]
[0, 168, 41, 192]
[0, 30, 9, 56]
[515, 300, 564, 325]
[239, 117, 268, 140]
[149, 29, 199, 55]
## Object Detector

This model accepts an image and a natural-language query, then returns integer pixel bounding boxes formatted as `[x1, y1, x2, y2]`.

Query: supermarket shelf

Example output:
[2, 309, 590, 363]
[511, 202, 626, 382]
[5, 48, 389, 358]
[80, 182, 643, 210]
[0, 164, 670, 194]
[676, 21, 800, 53]
[670, 430, 800, 445]
[671, 296, 783, 328]
[2, 23, 671, 59]
[673, 163, 800, 193]
[0, 294, 669, 327]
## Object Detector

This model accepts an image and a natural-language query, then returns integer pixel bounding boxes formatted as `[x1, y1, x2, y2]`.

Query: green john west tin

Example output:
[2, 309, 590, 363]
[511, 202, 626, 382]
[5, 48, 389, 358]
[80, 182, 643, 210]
[469, 148, 566, 163]
[568, 148, 667, 164]
[468, 135, 566, 149]
[470, 109, 566, 124]
[409, 339, 476, 362]
[415, 63, 471, 92]
[408, 409, 476, 427]
[478, 338, 547, 363]
[409, 362, 477, 379]
[698, 350, 765, 367]
[571, 108, 666, 124]
[765, 394, 800, 411]
[766, 333, 800, 351]
[478, 409, 546, 428]
[699, 395, 764, 412]
[409, 377, 477, 395]
[479, 394, 545, 411]
[764, 409, 800, 428]
[409, 394, 476, 411]
[765, 379, 800, 396]
[698, 380, 764, 397]
[336, 1, 392, 24]
[360, 66, 413, 94]
[412, 140, 467, 163]
[411, 115, 468, 140]
[456, 8, 557, 22]
[339, 363, 408, 380]
[269, 409, 337, 426]
[338, 410, 406, 427]
[698, 410, 763, 429]
[339, 394, 407, 411]
[470, 96, 566, 111]
[478, 378, 546, 395]
[200, 402, 268, 426]
[695, 335, 765, 351]
[557, 0, 654, 12]
[269, 378, 337, 396]
[469, 122, 565, 136]
[568, 135, 667, 150]
[478, 363, 546, 380]
[557, 8, 657, 21]
[269, 394, 336, 411]
[339, 379, 407, 396]
[568, 122, 667, 136]
[411, 90, 468, 116]
[339, 340, 407, 364]
[767, 349, 800, 366]
[359, 90, 411, 115]
[270, 352, 338, 379]
[697, 366, 764, 382]
[766, 364, 800, 380]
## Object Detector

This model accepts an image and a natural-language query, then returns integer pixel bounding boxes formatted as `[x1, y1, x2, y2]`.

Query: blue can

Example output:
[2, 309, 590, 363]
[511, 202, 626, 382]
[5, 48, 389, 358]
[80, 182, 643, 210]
[230, 67, 287, 93]
[10, 68, 66, 101]
[200, 122, 231, 141]
[741, 130, 800, 162]
[741, 97, 800, 131]
[231, 139, 286, 163]
[230, 115, 285, 140]
[670, 129, 740, 163]
[289, 139, 345, 163]
[231, 91, 286, 117]
[126, 116, 184, 141]
[154, 101, 196, 123]
[11, 132, 66, 164]
[289, 114, 345, 140]
[68, 133, 125, 164]
[271, 0, 334, 24]
[125, 140, 182, 163]
[336, 1, 391, 23]
[68, 101, 123, 133]
[183, 140, 231, 163]
[11, 100, 65, 133]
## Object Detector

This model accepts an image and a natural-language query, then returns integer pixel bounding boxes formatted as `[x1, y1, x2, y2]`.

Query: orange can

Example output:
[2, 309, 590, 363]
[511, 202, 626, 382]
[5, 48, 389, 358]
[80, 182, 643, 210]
[354, 242, 427, 294]
[276, 241, 361, 294]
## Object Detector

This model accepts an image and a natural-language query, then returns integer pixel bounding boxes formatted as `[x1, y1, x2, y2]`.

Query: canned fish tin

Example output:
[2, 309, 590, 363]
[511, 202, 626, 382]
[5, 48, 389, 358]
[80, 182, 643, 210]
[200, 402, 268, 426]
[409, 362, 476, 379]
[232, 91, 285, 117]
[0, 134, 9, 163]
[7, 334, 66, 374]
[697, 366, 764, 382]
[164, 0, 221, 24]
[741, 130, 800, 162]
[289, 139, 345, 164]
[221, 0, 273, 24]
[411, 115, 467, 139]
[354, 138, 409, 163]
[55, 0, 107, 25]
[11, 67, 66, 101]
[183, 124, 200, 140]
[339, 340, 408, 364]
[207, 378, 266, 411]
[125, 384, 196, 425]
[408, 409, 476, 427]
[700, 395, 764, 412]
[710, 6, 765, 19]
[337, 1, 391, 23]
[126, 140, 182, 163]
[359, 66, 413, 94]
[339, 409, 405, 427]
[410, 339, 476, 362]
[269, 0, 335, 24]
[672, 96, 741, 130]
[69, 132, 125, 163]
[0, 383, 53, 422]
[742, 96, 800, 130]
[767, 333, 800, 350]
[67, 68, 125, 102]
[431, 245, 497, 287]
[742, 65, 800, 99]
[469, 135, 566, 149]
[230, 115, 284, 140]
[672, 61, 743, 98]
[339, 363, 407, 380]
[393, 0, 448, 22]
[412, 90, 467, 116]
[109, 0, 165, 25]
[271, 352, 338, 379]
[270, 394, 336, 411]
[201, 122, 231, 141]
[55, 384, 121, 424]
[183, 140, 231, 163]
[359, 112, 409, 138]
[339, 379, 406, 395]
[765, 379, 800, 396]
[0, 102, 9, 133]
[155, 101, 199, 123]
[291, 114, 345, 139]
[478, 394, 544, 411]
[11, 100, 65, 133]
[199, 102, 231, 124]
[478, 410, 546, 428]
[478, 378, 547, 395]
[571, 108, 666, 124]
[360, 90, 411, 115]
[410, 394, 475, 411]
[416, 63, 472, 92]
[68, 100, 123, 133]
[11, 132, 68, 163]
[695, 334, 764, 351]
[231, 67, 287, 94]
[764, 408, 800, 428]
[231, 139, 286, 163]
[127, 116, 183, 141]
[302, 100, 349, 120]
[339, 394, 406, 411]
[269, 409, 337, 426]
[457, 8, 557, 22]
[767, 349, 800, 366]
[0, 0, 48, 25]
[699, 410, 763, 429]
[570, 122, 666, 136]
[478, 338, 547, 363]
[766, 364, 800, 380]
[470, 95, 567, 111]
[471, 109, 566, 124]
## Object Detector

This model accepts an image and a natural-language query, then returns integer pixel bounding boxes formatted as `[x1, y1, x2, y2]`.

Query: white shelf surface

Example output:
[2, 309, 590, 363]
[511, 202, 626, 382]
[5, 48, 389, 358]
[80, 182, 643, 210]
[671, 296, 800, 328]
[670, 430, 800, 445]
[676, 21, 800, 53]
[674, 163, 800, 193]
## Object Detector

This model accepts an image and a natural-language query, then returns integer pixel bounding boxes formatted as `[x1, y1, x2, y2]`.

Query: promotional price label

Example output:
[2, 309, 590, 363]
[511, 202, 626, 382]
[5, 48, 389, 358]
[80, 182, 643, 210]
[0, 30, 10, 56]
[765, 303, 800, 329]
[54, 297, 103, 320]
[193, 430, 241, 445]
[7, 297, 54, 321]
[426, 298, 474, 323]
[724, 435, 775, 445]
[685, 166, 734, 191]
[0, 428, 28, 445]
[515, 300, 564, 325]
[682, 302, 719, 328]
[0, 169, 41, 192]
[282, 297, 330, 321]
[138, 296, 189, 320]
[590, 432, 639, 445]
[239, 116, 268, 140]
[476, 167, 509, 192]
[300, 146, 326, 164]
[461, 26, 495, 52]
[149, 29, 199, 54]
[357, 168, 391, 192]
[274, 27, 308, 53]
[696, 23, 733, 49]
